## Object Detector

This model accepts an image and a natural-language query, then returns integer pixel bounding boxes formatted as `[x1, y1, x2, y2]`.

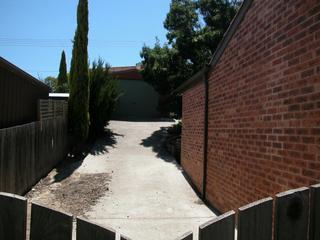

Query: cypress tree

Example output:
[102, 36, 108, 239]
[57, 50, 68, 92]
[68, 0, 90, 141]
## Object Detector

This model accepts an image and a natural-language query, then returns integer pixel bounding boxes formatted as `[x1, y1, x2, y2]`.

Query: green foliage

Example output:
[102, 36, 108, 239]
[68, 0, 90, 141]
[198, 0, 240, 55]
[57, 50, 69, 92]
[44, 76, 58, 92]
[141, 0, 240, 116]
[164, 0, 203, 67]
[89, 59, 119, 135]
[141, 40, 193, 96]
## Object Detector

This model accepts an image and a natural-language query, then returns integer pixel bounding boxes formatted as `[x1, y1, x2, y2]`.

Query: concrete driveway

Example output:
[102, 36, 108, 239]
[81, 120, 216, 240]
[27, 120, 216, 240]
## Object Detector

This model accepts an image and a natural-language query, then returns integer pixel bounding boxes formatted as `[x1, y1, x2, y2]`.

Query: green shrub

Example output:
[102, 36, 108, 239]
[89, 59, 119, 135]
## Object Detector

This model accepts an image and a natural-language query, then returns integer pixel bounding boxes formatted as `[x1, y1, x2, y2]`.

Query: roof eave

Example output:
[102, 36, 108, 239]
[173, 66, 208, 95]
[208, 0, 253, 68]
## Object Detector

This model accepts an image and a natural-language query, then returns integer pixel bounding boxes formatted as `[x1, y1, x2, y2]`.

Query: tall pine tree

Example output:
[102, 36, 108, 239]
[68, 0, 89, 141]
[57, 50, 68, 92]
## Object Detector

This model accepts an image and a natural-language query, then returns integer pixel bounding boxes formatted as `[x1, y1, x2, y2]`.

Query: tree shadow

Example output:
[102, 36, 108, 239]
[140, 126, 179, 165]
[53, 156, 85, 183]
[53, 129, 123, 183]
[90, 129, 124, 155]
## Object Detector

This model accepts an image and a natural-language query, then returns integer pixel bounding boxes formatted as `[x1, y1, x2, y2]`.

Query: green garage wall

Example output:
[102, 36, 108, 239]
[112, 79, 160, 119]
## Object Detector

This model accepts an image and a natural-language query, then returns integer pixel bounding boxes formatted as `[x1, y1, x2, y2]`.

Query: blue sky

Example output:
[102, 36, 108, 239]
[0, 0, 170, 79]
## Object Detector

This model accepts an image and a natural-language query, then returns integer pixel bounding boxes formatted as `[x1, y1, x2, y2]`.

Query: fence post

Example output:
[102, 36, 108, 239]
[0, 192, 27, 240]
[309, 184, 320, 240]
[120, 234, 132, 240]
[120, 234, 133, 240]
[199, 210, 235, 240]
[237, 197, 273, 240]
[76, 217, 116, 240]
[175, 231, 193, 240]
[30, 202, 73, 240]
[274, 187, 310, 240]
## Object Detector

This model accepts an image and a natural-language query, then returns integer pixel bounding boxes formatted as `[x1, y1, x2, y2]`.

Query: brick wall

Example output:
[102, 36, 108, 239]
[181, 81, 205, 193]
[181, 0, 320, 213]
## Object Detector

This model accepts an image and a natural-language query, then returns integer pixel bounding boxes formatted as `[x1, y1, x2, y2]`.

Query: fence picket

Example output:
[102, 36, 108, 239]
[274, 187, 310, 240]
[76, 217, 116, 240]
[0, 192, 27, 240]
[0, 130, 4, 191]
[175, 231, 193, 240]
[30, 202, 73, 240]
[199, 210, 235, 240]
[310, 184, 320, 240]
[8, 126, 16, 192]
[237, 197, 273, 240]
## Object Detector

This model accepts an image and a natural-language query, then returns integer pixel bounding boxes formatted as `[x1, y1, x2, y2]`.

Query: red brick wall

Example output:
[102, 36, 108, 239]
[206, 0, 320, 212]
[181, 81, 205, 193]
[181, 0, 320, 213]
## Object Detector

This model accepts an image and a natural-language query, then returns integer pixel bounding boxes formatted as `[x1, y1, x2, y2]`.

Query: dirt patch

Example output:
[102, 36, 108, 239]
[26, 171, 111, 216]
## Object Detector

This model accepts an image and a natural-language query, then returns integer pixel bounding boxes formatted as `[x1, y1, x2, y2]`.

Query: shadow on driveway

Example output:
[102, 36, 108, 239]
[53, 129, 123, 183]
[90, 129, 124, 156]
[140, 126, 178, 164]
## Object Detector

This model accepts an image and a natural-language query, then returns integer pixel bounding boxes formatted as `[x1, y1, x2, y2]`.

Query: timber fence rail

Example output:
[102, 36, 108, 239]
[0, 184, 319, 240]
[0, 116, 68, 195]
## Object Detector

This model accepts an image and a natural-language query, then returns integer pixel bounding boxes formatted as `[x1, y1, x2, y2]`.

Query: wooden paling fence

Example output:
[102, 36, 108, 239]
[0, 117, 68, 194]
[0, 184, 319, 240]
[0, 192, 131, 240]
[176, 184, 320, 240]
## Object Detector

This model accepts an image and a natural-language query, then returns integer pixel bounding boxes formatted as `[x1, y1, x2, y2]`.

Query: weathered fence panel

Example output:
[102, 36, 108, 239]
[30, 203, 73, 240]
[176, 231, 193, 240]
[76, 217, 116, 240]
[274, 187, 310, 240]
[0, 117, 68, 194]
[38, 99, 67, 121]
[0, 192, 27, 240]
[1, 185, 320, 240]
[199, 210, 235, 240]
[310, 184, 320, 240]
[237, 197, 273, 240]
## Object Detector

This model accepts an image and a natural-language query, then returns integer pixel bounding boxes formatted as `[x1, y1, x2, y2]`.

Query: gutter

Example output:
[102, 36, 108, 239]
[171, 0, 254, 204]
[171, 66, 209, 200]
[201, 0, 253, 202]
[202, 66, 209, 200]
